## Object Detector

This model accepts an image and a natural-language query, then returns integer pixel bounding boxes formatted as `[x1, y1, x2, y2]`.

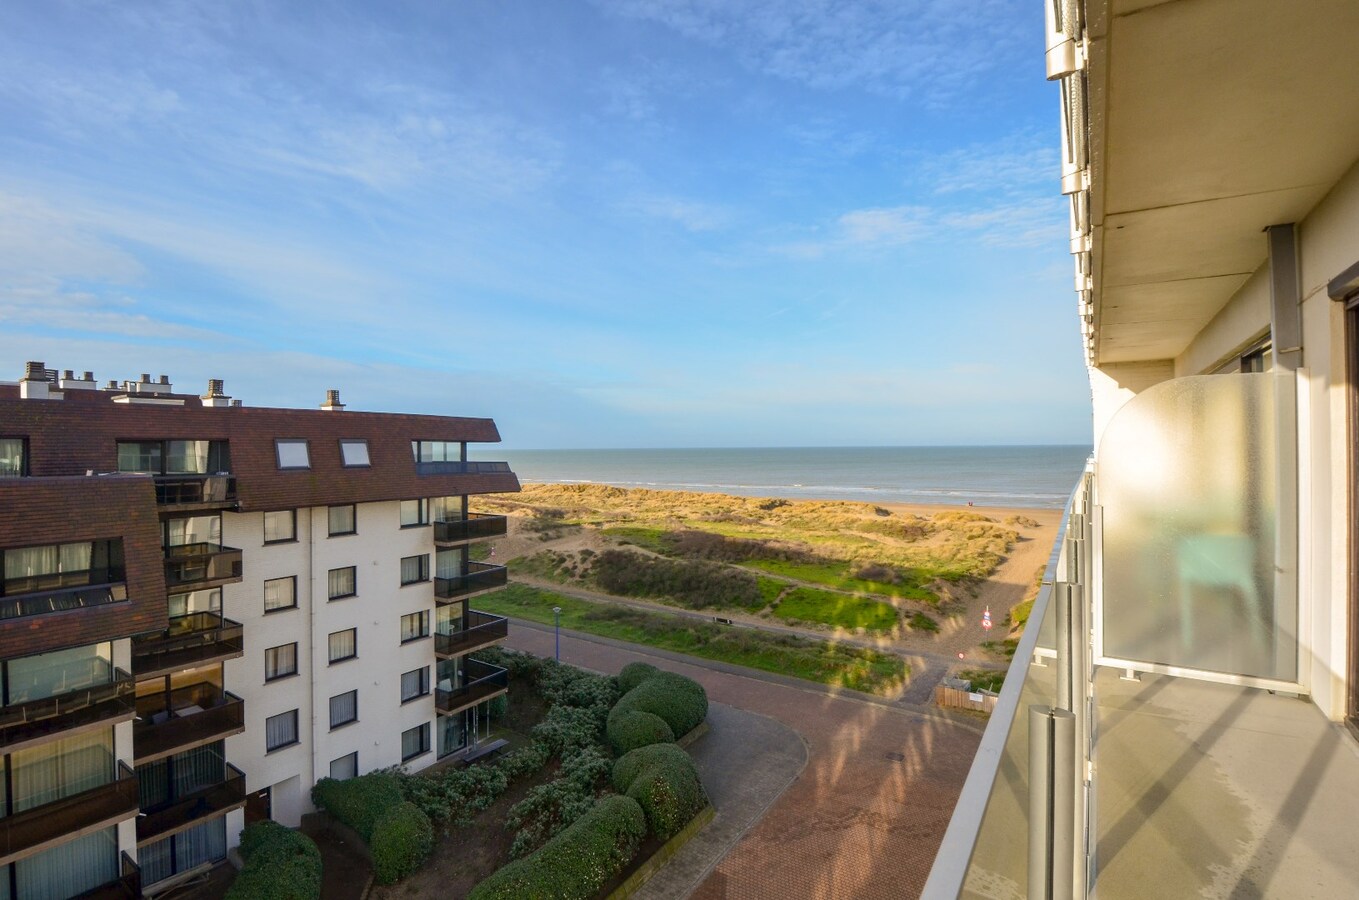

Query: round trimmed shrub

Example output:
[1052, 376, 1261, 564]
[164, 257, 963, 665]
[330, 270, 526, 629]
[606, 708, 675, 756]
[617, 662, 659, 693]
[613, 671, 708, 739]
[612, 744, 708, 840]
[370, 801, 434, 885]
[468, 795, 646, 900]
[311, 772, 403, 842]
[227, 821, 321, 900]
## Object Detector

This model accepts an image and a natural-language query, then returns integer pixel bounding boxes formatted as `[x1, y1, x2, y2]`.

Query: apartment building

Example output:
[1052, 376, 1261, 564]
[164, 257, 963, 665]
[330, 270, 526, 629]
[0, 367, 518, 898]
[925, 2, 1359, 898]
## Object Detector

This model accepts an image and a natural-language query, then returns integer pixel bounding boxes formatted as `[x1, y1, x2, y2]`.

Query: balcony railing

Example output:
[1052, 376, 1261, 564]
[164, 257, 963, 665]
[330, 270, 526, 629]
[435, 659, 508, 716]
[0, 579, 128, 621]
[0, 762, 139, 866]
[153, 474, 237, 508]
[433, 513, 509, 545]
[134, 684, 244, 762]
[75, 852, 141, 900]
[435, 611, 509, 658]
[415, 460, 512, 476]
[132, 612, 245, 678]
[136, 763, 247, 844]
[434, 563, 507, 602]
[163, 543, 243, 589]
[0, 667, 135, 751]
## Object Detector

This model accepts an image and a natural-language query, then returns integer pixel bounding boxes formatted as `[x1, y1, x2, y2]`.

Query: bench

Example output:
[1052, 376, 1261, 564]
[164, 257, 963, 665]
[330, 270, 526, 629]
[461, 738, 509, 766]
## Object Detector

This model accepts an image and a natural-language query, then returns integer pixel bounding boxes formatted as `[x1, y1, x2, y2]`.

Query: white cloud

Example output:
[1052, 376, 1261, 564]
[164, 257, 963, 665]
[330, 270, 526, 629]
[623, 195, 732, 232]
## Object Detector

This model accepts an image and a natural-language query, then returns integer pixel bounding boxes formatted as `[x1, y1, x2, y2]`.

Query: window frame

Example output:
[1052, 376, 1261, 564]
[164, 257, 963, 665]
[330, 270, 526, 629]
[327, 628, 358, 664]
[264, 642, 298, 682]
[339, 440, 370, 468]
[274, 438, 311, 471]
[0, 437, 28, 478]
[263, 576, 298, 614]
[401, 722, 431, 762]
[265, 710, 300, 752]
[263, 510, 297, 545]
[399, 554, 430, 586]
[327, 504, 357, 538]
[329, 752, 358, 781]
[399, 499, 430, 528]
[400, 610, 430, 644]
[327, 566, 357, 601]
[329, 690, 358, 730]
[400, 666, 430, 703]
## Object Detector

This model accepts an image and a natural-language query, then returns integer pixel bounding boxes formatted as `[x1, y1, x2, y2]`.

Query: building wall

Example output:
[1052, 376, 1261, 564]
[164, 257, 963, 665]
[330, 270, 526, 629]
[1174, 267, 1271, 377]
[1089, 360, 1175, 450]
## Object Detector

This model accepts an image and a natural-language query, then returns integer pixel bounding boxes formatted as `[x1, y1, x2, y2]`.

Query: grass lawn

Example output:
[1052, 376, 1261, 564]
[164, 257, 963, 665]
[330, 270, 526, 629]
[601, 525, 674, 554]
[956, 668, 1005, 692]
[773, 586, 898, 632]
[757, 575, 788, 606]
[481, 584, 908, 695]
[744, 558, 938, 604]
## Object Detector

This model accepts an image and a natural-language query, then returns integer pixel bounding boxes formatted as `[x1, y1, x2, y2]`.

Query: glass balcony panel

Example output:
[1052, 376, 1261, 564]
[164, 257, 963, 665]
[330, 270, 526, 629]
[433, 563, 507, 601]
[433, 514, 508, 545]
[133, 685, 244, 762]
[435, 659, 508, 716]
[0, 669, 135, 751]
[132, 614, 244, 677]
[135, 763, 246, 844]
[1098, 372, 1297, 682]
[163, 544, 243, 589]
[0, 764, 137, 866]
[435, 611, 509, 657]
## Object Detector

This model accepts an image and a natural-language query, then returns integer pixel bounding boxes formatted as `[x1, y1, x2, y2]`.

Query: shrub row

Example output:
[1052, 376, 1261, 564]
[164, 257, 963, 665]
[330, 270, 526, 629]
[591, 549, 765, 610]
[310, 772, 403, 842]
[467, 795, 646, 900]
[506, 746, 612, 858]
[606, 669, 708, 756]
[370, 801, 434, 885]
[311, 773, 433, 885]
[226, 821, 321, 900]
[612, 743, 708, 840]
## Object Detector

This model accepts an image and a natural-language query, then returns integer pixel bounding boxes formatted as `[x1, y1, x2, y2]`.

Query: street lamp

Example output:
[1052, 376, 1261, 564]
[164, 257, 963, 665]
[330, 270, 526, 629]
[553, 607, 562, 661]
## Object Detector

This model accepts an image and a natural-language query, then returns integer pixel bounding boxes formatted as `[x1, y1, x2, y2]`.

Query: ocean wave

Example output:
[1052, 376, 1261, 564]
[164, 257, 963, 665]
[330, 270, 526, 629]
[529, 476, 1067, 507]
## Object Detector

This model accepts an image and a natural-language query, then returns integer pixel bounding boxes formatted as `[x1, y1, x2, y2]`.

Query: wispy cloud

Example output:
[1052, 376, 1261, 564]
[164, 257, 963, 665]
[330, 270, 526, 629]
[622, 194, 732, 232]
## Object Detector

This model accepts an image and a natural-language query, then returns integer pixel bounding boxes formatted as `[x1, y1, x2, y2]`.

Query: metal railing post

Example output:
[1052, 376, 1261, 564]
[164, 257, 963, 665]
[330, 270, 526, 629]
[1029, 705, 1077, 900]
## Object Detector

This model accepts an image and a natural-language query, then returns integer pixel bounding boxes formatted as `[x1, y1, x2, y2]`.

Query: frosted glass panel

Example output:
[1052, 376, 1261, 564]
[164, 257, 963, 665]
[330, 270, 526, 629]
[1098, 373, 1296, 681]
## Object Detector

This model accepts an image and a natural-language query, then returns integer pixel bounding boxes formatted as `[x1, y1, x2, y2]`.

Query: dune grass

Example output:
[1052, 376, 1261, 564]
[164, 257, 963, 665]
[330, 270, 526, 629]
[744, 558, 938, 604]
[773, 586, 899, 633]
[480, 584, 908, 695]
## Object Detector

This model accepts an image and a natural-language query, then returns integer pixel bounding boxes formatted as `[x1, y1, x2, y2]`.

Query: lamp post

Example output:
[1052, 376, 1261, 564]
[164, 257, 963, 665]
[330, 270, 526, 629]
[553, 607, 562, 661]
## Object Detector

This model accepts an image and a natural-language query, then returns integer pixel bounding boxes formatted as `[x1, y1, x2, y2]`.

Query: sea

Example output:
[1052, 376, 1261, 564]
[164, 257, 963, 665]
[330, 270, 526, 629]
[472, 446, 1091, 510]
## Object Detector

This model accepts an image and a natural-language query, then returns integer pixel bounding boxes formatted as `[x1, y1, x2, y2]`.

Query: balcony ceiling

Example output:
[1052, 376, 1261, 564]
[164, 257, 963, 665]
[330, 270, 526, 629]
[1089, 0, 1359, 364]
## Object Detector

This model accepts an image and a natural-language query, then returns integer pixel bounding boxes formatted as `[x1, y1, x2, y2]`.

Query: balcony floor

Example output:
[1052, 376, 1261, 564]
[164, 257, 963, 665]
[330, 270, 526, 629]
[1094, 669, 1359, 899]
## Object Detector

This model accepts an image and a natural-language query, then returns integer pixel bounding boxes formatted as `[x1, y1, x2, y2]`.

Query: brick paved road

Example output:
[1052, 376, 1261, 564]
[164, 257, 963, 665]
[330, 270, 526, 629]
[506, 622, 982, 900]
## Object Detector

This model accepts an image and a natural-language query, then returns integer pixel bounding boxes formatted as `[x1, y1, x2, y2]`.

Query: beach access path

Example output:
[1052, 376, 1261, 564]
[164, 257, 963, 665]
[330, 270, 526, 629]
[506, 620, 984, 900]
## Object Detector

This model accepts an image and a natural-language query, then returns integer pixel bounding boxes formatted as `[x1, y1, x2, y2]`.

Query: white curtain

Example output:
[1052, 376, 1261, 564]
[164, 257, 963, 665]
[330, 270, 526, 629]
[328, 630, 355, 662]
[15, 826, 118, 900]
[266, 644, 296, 680]
[177, 814, 227, 870]
[328, 567, 355, 598]
[436, 605, 462, 635]
[265, 711, 297, 750]
[175, 742, 226, 797]
[401, 555, 426, 584]
[263, 510, 295, 542]
[330, 752, 358, 780]
[438, 713, 466, 757]
[11, 727, 114, 812]
[166, 516, 221, 547]
[401, 668, 427, 701]
[0, 438, 23, 478]
[264, 577, 295, 611]
[169, 589, 221, 618]
[329, 691, 357, 727]
[167, 440, 209, 474]
[435, 550, 463, 580]
[400, 612, 428, 642]
[402, 723, 428, 759]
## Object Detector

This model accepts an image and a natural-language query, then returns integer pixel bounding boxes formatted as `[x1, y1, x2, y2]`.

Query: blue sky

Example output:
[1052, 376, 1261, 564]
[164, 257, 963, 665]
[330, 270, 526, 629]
[0, 1, 1090, 449]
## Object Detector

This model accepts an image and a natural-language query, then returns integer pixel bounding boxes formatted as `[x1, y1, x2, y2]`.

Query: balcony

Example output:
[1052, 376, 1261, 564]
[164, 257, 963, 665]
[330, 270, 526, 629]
[75, 852, 141, 900]
[153, 475, 237, 510]
[433, 513, 508, 546]
[0, 668, 135, 751]
[136, 764, 247, 845]
[0, 763, 139, 866]
[163, 543, 243, 590]
[132, 613, 245, 679]
[435, 611, 509, 658]
[415, 460, 512, 477]
[435, 659, 508, 717]
[134, 684, 244, 763]
[434, 562, 507, 602]
[0, 570, 128, 621]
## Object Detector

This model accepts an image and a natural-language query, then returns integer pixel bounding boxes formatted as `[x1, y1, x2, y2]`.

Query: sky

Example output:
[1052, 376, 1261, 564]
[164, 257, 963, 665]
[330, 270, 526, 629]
[0, 1, 1092, 449]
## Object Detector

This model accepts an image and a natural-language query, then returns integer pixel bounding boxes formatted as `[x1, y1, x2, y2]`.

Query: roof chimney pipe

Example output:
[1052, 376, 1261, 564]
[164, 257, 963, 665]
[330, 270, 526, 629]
[20, 361, 54, 400]
[320, 389, 346, 411]
[201, 378, 233, 408]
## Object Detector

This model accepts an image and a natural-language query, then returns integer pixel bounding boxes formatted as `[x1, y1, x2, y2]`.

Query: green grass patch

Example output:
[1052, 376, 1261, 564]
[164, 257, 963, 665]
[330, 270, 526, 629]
[482, 584, 907, 695]
[601, 526, 675, 554]
[981, 638, 1019, 660]
[907, 611, 939, 633]
[744, 559, 937, 604]
[773, 587, 898, 632]
[956, 668, 1005, 692]
[757, 576, 787, 606]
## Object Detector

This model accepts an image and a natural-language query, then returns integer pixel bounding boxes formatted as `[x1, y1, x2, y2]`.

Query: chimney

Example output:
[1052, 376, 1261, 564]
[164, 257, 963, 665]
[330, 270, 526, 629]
[201, 378, 233, 408]
[105, 380, 119, 390]
[59, 369, 96, 391]
[19, 361, 53, 401]
[231, 399, 242, 407]
[320, 389, 346, 411]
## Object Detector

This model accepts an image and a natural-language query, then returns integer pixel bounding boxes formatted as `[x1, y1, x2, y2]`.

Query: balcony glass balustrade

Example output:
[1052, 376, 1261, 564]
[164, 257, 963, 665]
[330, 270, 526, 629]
[0, 668, 135, 751]
[133, 685, 244, 763]
[435, 659, 508, 716]
[433, 514, 508, 545]
[135, 763, 246, 844]
[0, 763, 139, 866]
[132, 613, 245, 678]
[435, 611, 509, 658]
[163, 543, 243, 589]
[434, 562, 507, 602]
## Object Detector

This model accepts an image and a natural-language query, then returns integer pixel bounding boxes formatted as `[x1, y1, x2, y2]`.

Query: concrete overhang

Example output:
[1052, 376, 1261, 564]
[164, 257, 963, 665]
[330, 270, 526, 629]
[1085, 0, 1359, 365]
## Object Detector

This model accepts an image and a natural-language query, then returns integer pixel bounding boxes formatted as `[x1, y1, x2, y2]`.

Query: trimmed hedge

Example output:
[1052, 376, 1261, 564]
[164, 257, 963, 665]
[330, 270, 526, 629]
[311, 772, 403, 842]
[370, 801, 434, 885]
[606, 670, 707, 755]
[506, 746, 612, 859]
[617, 661, 659, 694]
[227, 821, 322, 900]
[468, 795, 646, 900]
[612, 743, 708, 840]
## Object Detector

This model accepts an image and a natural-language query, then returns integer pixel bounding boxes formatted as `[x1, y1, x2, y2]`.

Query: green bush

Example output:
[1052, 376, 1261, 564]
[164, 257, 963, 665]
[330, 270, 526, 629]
[370, 801, 434, 885]
[397, 759, 510, 826]
[532, 703, 606, 758]
[591, 549, 766, 610]
[612, 744, 707, 840]
[606, 708, 675, 756]
[468, 795, 646, 900]
[614, 671, 708, 738]
[505, 747, 611, 859]
[311, 772, 403, 842]
[617, 662, 658, 693]
[227, 821, 321, 900]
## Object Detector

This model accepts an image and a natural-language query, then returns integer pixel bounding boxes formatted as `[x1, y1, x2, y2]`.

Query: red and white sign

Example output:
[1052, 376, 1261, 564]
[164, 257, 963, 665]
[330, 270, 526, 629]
[982, 606, 992, 630]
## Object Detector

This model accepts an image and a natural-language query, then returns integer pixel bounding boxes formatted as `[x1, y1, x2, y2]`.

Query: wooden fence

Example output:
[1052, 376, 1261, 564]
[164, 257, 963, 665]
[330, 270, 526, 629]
[934, 684, 999, 714]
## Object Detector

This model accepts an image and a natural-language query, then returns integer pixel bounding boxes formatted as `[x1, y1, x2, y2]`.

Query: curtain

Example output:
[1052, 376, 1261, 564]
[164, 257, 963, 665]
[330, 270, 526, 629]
[166, 516, 221, 547]
[400, 612, 427, 642]
[138, 834, 173, 886]
[169, 589, 221, 618]
[266, 644, 296, 679]
[264, 577, 295, 611]
[329, 691, 357, 727]
[436, 605, 463, 636]
[266, 711, 297, 749]
[328, 567, 355, 598]
[402, 724, 428, 759]
[328, 630, 355, 662]
[177, 811, 227, 870]
[263, 510, 295, 542]
[11, 728, 114, 812]
[431, 496, 464, 521]
[174, 742, 226, 797]
[435, 549, 463, 580]
[167, 440, 210, 474]
[330, 753, 358, 780]
[15, 826, 118, 900]
[138, 757, 170, 809]
[400, 555, 426, 584]
[438, 713, 466, 757]
[117, 441, 160, 473]
[0, 438, 23, 477]
[3, 546, 59, 580]
[328, 505, 354, 535]
[400, 499, 427, 526]
[401, 668, 427, 701]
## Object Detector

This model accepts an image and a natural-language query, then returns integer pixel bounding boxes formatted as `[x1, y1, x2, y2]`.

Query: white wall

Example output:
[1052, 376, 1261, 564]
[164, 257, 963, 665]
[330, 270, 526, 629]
[1175, 267, 1271, 377]
[1089, 359, 1175, 449]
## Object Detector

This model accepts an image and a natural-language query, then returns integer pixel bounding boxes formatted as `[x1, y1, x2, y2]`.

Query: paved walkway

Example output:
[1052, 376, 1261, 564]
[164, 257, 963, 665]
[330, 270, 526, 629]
[506, 621, 983, 900]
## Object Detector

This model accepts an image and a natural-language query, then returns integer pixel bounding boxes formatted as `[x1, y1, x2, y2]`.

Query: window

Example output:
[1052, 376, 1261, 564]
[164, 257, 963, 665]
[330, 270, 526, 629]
[328, 628, 357, 663]
[168, 588, 220, 619]
[401, 723, 430, 761]
[327, 505, 356, 537]
[263, 510, 296, 544]
[330, 752, 358, 781]
[0, 437, 27, 477]
[117, 440, 230, 475]
[400, 499, 429, 527]
[329, 690, 358, 729]
[328, 566, 356, 600]
[400, 667, 429, 703]
[275, 439, 310, 470]
[400, 555, 429, 586]
[264, 576, 297, 613]
[400, 610, 430, 643]
[340, 440, 370, 467]
[117, 441, 161, 473]
[265, 710, 299, 751]
[411, 441, 461, 463]
[264, 643, 297, 681]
